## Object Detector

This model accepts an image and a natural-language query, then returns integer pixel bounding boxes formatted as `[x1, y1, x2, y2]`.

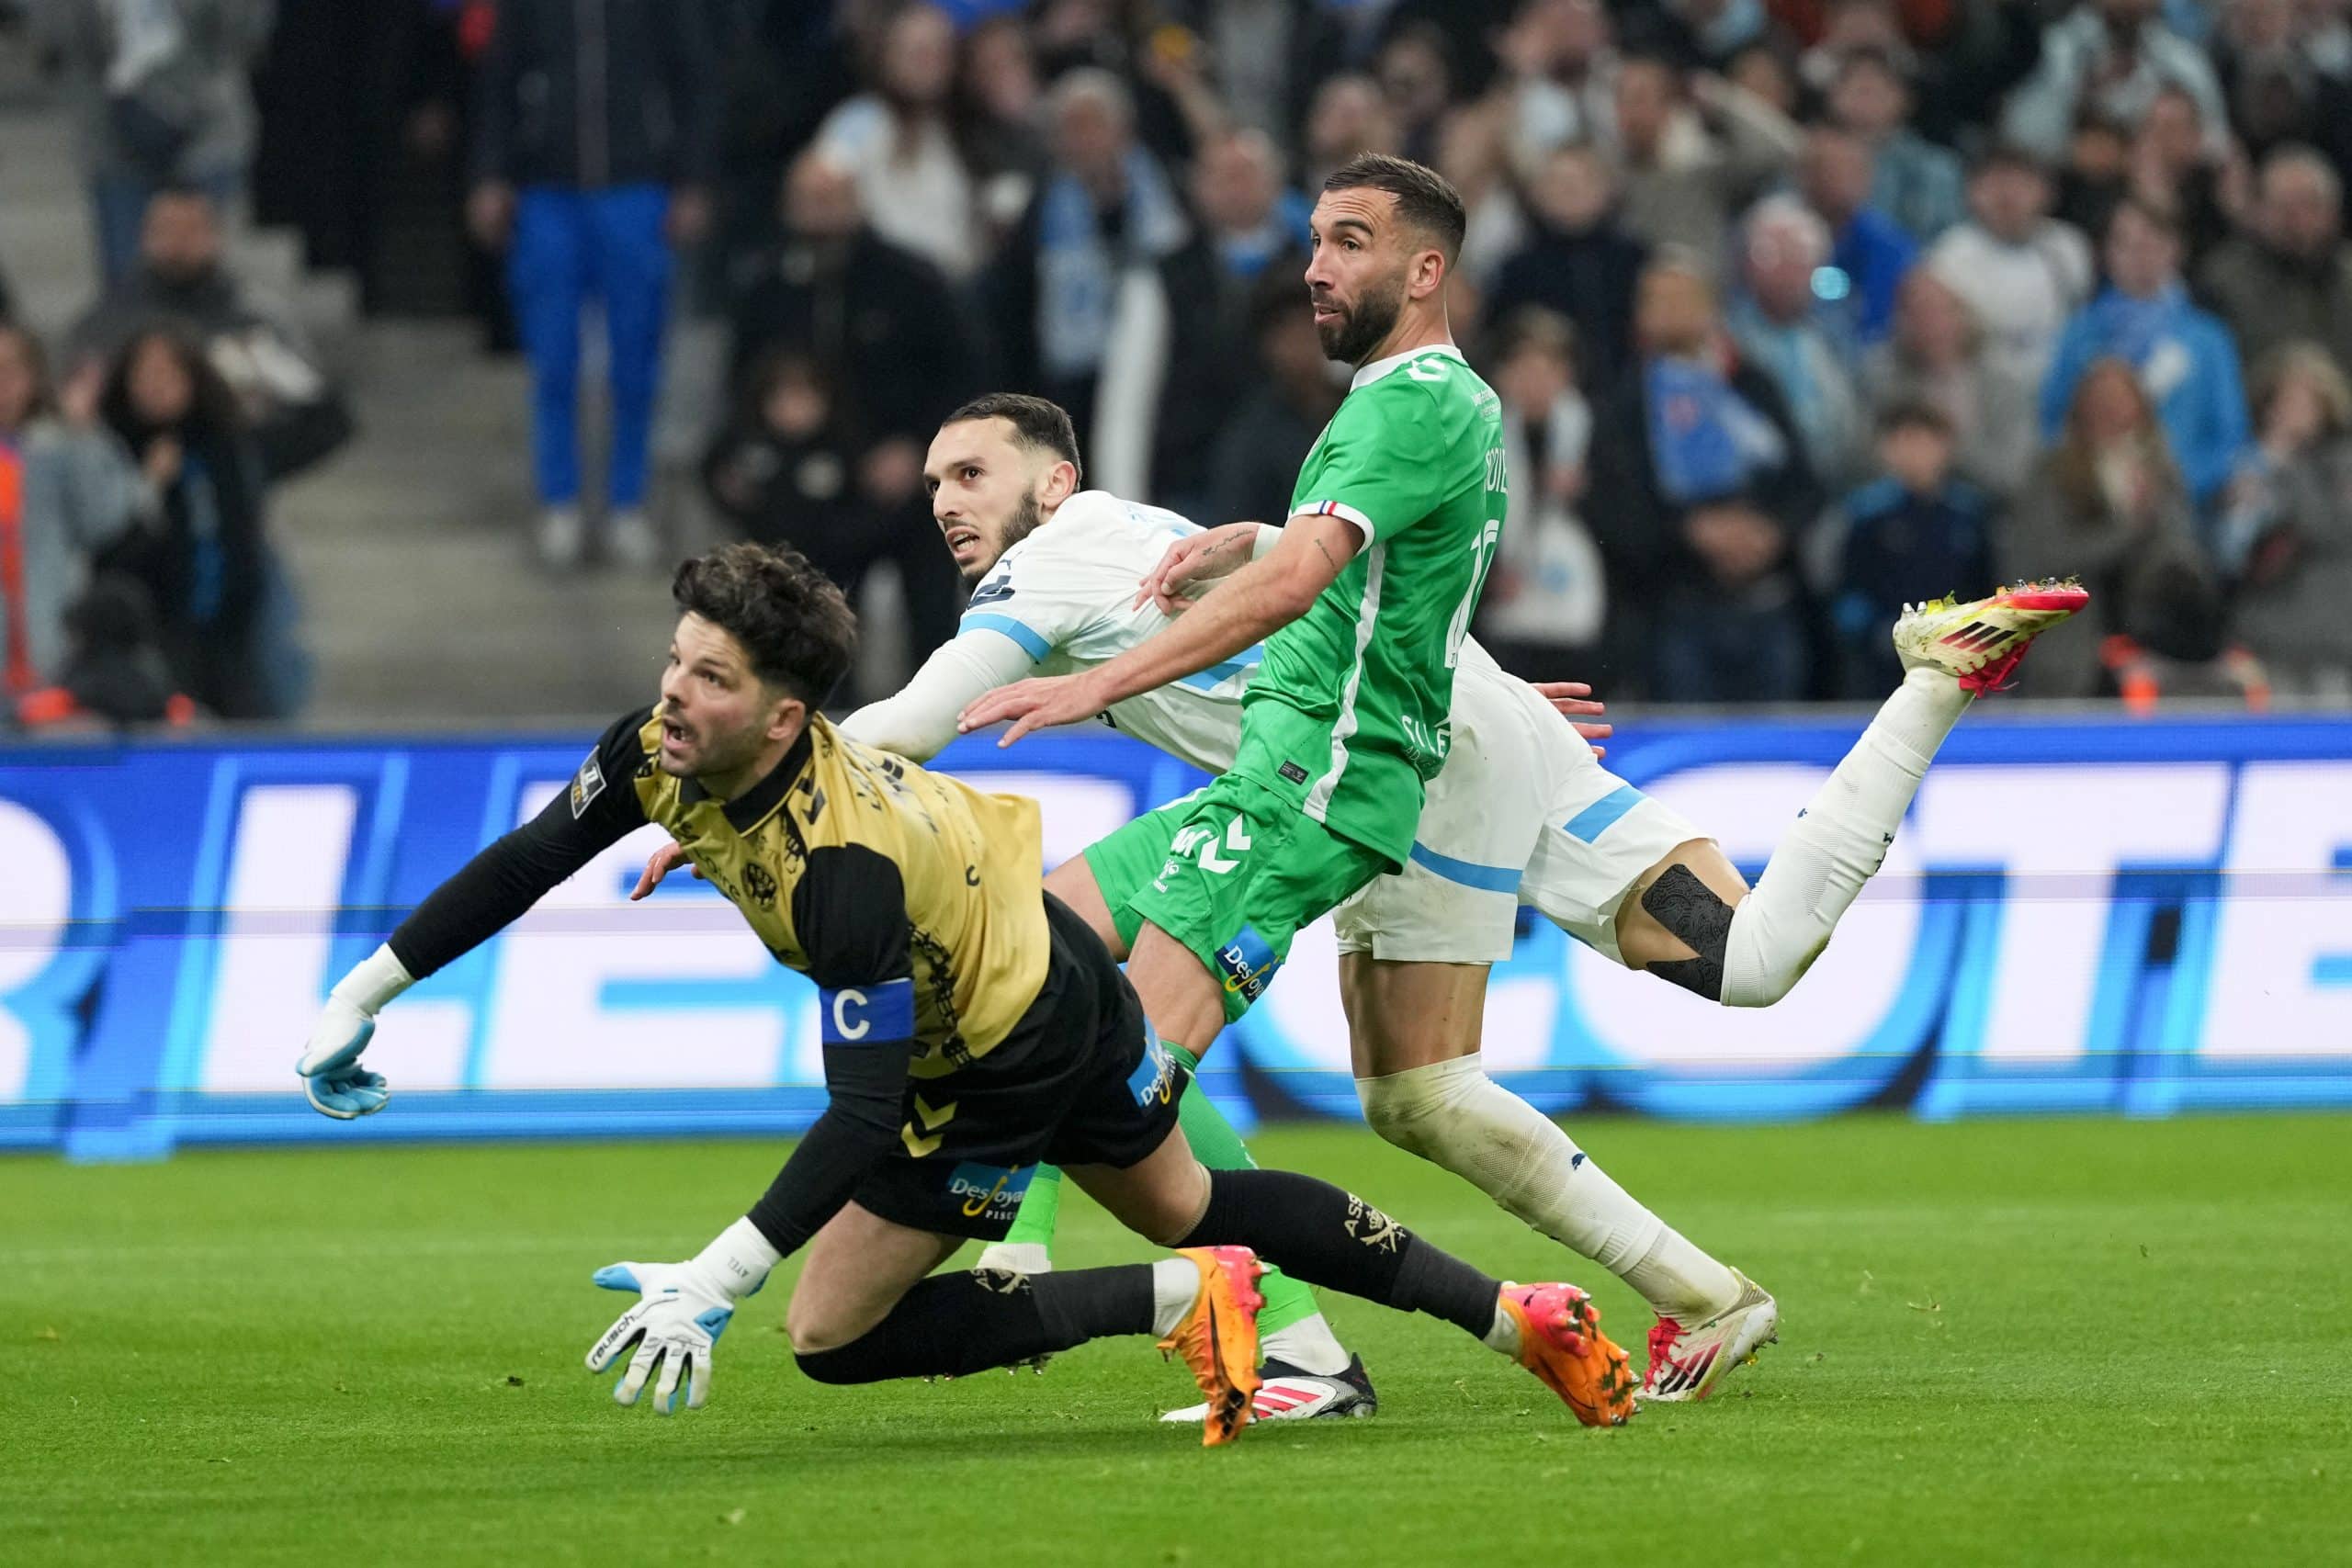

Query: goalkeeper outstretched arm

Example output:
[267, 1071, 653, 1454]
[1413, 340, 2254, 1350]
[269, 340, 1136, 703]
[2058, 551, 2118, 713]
[296, 707, 655, 1117]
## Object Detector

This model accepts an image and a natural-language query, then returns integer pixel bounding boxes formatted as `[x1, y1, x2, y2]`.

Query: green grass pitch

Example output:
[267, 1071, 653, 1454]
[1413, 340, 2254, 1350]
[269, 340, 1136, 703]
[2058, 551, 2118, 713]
[6, 1113, 2347, 1565]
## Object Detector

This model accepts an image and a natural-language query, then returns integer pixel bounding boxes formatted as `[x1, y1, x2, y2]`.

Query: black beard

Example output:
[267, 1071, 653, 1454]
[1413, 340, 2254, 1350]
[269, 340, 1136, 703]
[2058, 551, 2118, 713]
[960, 491, 1047, 585]
[1317, 276, 1407, 366]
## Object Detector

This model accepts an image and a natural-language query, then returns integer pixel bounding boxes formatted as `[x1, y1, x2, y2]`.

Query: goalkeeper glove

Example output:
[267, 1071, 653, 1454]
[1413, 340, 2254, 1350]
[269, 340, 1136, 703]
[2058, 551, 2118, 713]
[586, 1218, 782, 1416]
[295, 944, 413, 1119]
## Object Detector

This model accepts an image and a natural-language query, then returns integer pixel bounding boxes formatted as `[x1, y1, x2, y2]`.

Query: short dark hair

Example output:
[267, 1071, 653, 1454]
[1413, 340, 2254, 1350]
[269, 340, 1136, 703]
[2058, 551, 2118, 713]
[1970, 141, 2049, 179]
[671, 542, 857, 707]
[943, 392, 1083, 482]
[1321, 152, 1467, 265]
[2108, 192, 2181, 245]
[1877, 397, 1955, 438]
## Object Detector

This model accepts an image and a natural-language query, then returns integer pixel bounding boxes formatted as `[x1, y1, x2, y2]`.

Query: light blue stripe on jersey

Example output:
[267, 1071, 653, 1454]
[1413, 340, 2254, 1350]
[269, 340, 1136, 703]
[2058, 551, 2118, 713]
[1174, 643, 1264, 692]
[820, 978, 915, 1044]
[1408, 840, 1523, 894]
[1563, 784, 1646, 843]
[960, 613, 1051, 661]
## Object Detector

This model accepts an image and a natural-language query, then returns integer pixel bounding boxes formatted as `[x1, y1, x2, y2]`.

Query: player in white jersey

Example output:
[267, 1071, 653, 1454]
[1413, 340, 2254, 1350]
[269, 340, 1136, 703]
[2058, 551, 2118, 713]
[642, 397, 2086, 1411]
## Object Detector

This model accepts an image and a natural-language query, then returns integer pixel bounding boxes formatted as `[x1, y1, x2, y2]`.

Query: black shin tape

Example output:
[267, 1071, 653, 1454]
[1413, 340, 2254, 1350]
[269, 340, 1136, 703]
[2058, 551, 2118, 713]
[1640, 863, 1732, 1002]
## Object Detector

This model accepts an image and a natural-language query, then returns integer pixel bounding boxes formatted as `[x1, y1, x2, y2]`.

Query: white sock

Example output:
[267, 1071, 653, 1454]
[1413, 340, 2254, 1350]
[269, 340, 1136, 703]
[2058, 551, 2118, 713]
[1149, 1258, 1201, 1337]
[973, 1242, 1051, 1276]
[1721, 666, 1972, 1007]
[1262, 1312, 1350, 1377]
[1482, 1304, 1521, 1356]
[1356, 1055, 1739, 1319]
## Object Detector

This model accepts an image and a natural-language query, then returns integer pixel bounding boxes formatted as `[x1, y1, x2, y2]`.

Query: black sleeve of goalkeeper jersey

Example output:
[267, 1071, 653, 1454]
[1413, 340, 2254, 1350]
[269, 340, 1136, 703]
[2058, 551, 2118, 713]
[746, 845, 918, 1258]
[387, 708, 654, 978]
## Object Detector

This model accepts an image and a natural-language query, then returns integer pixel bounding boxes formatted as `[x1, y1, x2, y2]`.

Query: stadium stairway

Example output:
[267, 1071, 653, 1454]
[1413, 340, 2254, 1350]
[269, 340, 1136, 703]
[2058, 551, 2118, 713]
[0, 39, 720, 732]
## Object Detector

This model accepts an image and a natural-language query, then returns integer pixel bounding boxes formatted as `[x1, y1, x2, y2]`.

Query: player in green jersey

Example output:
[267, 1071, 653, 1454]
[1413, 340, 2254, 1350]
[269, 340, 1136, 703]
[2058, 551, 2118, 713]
[959, 152, 1509, 1083]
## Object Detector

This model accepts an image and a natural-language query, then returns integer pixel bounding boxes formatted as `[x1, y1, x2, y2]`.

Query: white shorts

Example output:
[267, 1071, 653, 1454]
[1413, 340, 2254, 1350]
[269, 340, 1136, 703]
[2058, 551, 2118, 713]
[1332, 662, 1702, 966]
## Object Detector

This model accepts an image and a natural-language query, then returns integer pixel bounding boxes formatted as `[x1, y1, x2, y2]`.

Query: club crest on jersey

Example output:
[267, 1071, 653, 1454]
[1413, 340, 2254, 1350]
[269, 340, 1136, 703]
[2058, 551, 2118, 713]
[741, 862, 777, 908]
[1213, 924, 1283, 1003]
[946, 1161, 1035, 1222]
[570, 753, 605, 818]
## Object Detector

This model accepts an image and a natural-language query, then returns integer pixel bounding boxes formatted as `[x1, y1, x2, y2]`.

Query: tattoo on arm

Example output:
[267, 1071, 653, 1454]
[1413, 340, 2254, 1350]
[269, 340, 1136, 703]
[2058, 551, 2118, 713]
[1313, 536, 1341, 573]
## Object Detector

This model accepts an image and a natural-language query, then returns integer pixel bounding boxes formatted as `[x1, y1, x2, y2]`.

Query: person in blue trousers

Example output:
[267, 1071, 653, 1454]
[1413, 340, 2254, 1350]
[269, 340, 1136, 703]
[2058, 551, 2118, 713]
[469, 0, 720, 570]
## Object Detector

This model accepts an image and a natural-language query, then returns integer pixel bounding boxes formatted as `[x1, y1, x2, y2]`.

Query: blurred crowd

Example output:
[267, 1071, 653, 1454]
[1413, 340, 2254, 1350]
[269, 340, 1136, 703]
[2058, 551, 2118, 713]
[11, 0, 2352, 724]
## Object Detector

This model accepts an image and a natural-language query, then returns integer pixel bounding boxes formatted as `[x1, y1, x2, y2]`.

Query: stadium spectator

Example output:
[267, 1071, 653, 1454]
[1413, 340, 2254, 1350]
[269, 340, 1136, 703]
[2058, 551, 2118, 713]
[0, 323, 146, 703]
[2001, 0, 2228, 164]
[1480, 0, 1620, 160]
[2053, 107, 2134, 243]
[1205, 274, 1344, 533]
[1728, 195, 1868, 490]
[813, 2, 988, 283]
[694, 349, 935, 703]
[1796, 122, 1917, 346]
[2041, 197, 2252, 505]
[699, 350, 861, 554]
[1586, 258, 1821, 697]
[1148, 130, 1308, 519]
[33, 0, 275, 285]
[2211, 0, 2352, 173]
[1482, 144, 1649, 393]
[1300, 73, 1403, 190]
[1375, 22, 1459, 169]
[1825, 47, 1964, 244]
[2007, 356, 2211, 696]
[1607, 51, 1802, 271]
[1928, 145, 2096, 398]
[469, 0, 720, 571]
[2216, 343, 2352, 694]
[1650, 0, 1789, 71]
[2125, 82, 2237, 267]
[96, 328, 300, 718]
[1862, 267, 2035, 498]
[958, 15, 1047, 246]
[2198, 146, 2352, 378]
[1475, 309, 1606, 677]
[982, 69, 1190, 489]
[63, 186, 354, 483]
[727, 152, 979, 460]
[1651, 491, 1817, 701]
[1826, 400, 1997, 696]
[1191, 0, 1351, 145]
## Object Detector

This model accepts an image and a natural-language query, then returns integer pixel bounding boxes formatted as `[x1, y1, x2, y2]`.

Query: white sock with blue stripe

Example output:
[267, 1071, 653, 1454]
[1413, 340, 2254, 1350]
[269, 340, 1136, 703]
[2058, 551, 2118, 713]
[1357, 1055, 1738, 1319]
[1722, 666, 1971, 1006]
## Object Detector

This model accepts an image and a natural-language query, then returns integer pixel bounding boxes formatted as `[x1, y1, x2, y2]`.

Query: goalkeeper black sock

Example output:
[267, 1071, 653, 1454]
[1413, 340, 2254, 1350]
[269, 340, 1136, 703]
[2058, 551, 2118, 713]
[795, 1264, 1153, 1384]
[1174, 1168, 1503, 1341]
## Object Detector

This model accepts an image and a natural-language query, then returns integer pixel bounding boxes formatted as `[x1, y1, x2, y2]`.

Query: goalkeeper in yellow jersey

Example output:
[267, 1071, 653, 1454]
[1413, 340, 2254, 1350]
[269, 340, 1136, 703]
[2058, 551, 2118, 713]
[293, 543, 1635, 1442]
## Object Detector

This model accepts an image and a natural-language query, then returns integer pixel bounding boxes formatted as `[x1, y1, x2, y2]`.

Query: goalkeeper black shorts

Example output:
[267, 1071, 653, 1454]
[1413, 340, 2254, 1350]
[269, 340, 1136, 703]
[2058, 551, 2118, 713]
[849, 891, 1188, 1240]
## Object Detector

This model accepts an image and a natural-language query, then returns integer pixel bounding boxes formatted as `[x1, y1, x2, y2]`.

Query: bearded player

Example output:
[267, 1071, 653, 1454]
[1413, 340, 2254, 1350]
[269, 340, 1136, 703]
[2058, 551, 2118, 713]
[638, 383, 2082, 1415]
[292, 543, 1636, 1444]
[956, 146, 2083, 1408]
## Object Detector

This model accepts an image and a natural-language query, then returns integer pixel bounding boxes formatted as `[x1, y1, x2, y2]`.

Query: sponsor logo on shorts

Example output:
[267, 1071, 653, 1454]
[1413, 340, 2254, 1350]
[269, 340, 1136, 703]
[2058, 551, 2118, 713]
[1126, 1035, 1178, 1106]
[1278, 761, 1308, 785]
[1213, 924, 1283, 1003]
[945, 1161, 1035, 1222]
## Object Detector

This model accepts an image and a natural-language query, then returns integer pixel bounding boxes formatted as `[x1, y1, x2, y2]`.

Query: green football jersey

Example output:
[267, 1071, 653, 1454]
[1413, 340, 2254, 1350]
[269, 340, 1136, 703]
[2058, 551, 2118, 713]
[1234, 344, 1508, 866]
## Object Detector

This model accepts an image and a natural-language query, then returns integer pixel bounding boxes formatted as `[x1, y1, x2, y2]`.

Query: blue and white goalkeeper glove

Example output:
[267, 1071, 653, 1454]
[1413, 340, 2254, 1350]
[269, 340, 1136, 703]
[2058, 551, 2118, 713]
[296, 944, 413, 1119]
[586, 1218, 782, 1416]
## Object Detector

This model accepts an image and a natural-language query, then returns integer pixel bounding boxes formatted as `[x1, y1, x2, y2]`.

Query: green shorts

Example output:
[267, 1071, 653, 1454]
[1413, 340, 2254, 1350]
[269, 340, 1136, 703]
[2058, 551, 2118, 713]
[1084, 772, 1387, 1023]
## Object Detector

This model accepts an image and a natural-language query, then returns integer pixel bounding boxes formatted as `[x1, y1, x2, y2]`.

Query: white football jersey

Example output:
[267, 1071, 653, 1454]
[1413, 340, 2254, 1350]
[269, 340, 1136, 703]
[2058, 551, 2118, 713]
[959, 490, 1256, 773]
